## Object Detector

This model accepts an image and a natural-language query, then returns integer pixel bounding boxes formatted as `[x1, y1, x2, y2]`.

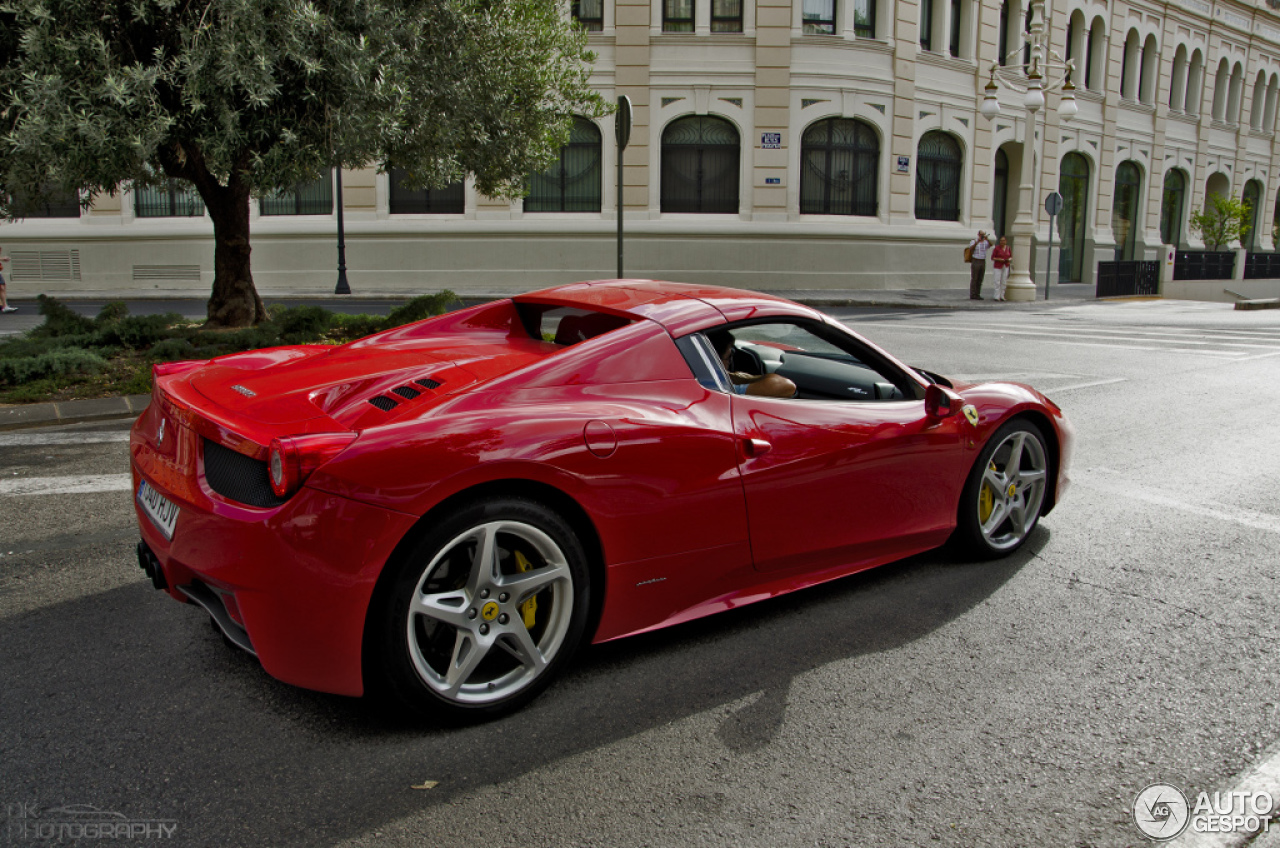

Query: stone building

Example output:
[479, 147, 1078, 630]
[4, 0, 1280, 297]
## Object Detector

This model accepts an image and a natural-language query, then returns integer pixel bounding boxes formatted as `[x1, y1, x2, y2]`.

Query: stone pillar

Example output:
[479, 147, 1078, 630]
[888, 0, 920, 226]
[753, 0, 792, 219]
[616, 0, 652, 217]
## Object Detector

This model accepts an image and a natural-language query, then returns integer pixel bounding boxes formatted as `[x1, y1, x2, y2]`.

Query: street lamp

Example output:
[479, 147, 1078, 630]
[979, 0, 1076, 301]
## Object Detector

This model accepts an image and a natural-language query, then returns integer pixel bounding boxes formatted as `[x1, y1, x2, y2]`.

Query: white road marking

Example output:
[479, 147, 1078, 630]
[1167, 739, 1280, 847]
[1040, 377, 1127, 393]
[0, 431, 131, 447]
[858, 322, 1280, 353]
[1075, 474, 1280, 535]
[0, 474, 133, 497]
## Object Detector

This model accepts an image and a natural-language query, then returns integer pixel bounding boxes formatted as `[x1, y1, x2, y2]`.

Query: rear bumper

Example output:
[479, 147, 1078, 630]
[131, 408, 418, 697]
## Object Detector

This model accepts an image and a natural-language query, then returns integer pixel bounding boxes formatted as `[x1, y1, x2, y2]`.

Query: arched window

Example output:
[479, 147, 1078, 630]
[1212, 59, 1230, 121]
[915, 131, 962, 221]
[1160, 170, 1186, 247]
[1112, 161, 1142, 261]
[389, 169, 465, 214]
[1251, 71, 1267, 130]
[1058, 153, 1090, 281]
[1170, 46, 1188, 110]
[1121, 30, 1140, 100]
[527, 118, 602, 213]
[1273, 193, 1280, 248]
[1139, 35, 1158, 104]
[1186, 50, 1204, 114]
[1087, 17, 1105, 90]
[661, 116, 740, 214]
[993, 148, 1010, 238]
[1265, 74, 1279, 133]
[998, 0, 1010, 65]
[1228, 62, 1245, 124]
[800, 118, 879, 216]
[1242, 180, 1262, 249]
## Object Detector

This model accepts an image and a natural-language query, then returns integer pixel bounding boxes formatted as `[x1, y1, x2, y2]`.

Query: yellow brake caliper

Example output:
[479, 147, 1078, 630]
[978, 460, 996, 523]
[514, 550, 538, 629]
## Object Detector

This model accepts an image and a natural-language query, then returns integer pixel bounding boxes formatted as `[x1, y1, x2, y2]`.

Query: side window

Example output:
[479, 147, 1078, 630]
[680, 320, 923, 401]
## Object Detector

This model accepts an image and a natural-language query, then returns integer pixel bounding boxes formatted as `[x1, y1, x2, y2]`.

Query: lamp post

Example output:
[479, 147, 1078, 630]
[334, 163, 351, 295]
[979, 0, 1076, 302]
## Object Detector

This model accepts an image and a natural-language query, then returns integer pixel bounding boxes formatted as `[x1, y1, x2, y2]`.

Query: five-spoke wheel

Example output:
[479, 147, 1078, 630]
[373, 498, 590, 718]
[955, 418, 1050, 558]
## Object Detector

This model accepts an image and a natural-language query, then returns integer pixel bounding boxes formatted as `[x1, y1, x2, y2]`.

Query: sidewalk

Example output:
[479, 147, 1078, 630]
[0, 281, 1098, 431]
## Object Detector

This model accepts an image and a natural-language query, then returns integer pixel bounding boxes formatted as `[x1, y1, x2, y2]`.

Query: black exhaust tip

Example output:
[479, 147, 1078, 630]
[135, 540, 168, 591]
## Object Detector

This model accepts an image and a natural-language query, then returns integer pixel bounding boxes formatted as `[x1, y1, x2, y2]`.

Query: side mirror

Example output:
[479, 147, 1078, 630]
[925, 383, 962, 418]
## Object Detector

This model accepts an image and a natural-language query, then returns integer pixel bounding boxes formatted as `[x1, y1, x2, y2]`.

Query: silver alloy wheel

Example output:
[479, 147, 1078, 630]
[406, 519, 574, 705]
[977, 429, 1048, 551]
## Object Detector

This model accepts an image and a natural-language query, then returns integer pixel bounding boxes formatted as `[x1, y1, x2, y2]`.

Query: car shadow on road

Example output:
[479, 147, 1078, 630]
[0, 529, 1045, 846]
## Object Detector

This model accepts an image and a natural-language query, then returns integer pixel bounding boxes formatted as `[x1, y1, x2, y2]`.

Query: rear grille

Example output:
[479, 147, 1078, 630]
[368, 396, 398, 411]
[392, 386, 420, 400]
[203, 439, 285, 508]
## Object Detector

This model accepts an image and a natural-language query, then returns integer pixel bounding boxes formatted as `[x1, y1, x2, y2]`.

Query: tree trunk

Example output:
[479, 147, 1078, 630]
[204, 181, 267, 327]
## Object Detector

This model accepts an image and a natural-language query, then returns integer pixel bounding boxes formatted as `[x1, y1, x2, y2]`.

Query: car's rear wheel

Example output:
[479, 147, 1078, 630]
[954, 418, 1049, 559]
[374, 498, 591, 719]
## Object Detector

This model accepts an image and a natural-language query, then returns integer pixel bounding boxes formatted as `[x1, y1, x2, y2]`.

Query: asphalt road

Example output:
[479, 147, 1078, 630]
[2, 300, 1279, 846]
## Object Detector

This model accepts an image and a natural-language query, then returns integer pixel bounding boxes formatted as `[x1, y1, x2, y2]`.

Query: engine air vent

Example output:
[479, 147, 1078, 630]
[368, 395, 399, 411]
[392, 386, 420, 400]
[415, 377, 442, 390]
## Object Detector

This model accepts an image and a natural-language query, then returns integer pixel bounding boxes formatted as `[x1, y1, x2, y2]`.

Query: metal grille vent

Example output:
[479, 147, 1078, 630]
[132, 265, 202, 282]
[414, 377, 442, 390]
[203, 439, 285, 508]
[368, 396, 398, 411]
[392, 386, 420, 400]
[10, 250, 82, 282]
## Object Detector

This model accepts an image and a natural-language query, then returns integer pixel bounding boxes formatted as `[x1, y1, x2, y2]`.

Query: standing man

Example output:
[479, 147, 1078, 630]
[967, 230, 994, 300]
[0, 246, 14, 313]
[991, 236, 1013, 302]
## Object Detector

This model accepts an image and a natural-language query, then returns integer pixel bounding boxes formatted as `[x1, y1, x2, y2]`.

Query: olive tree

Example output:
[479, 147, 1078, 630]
[0, 0, 603, 326]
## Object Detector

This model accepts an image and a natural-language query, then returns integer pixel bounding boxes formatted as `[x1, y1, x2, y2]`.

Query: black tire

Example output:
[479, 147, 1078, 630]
[953, 418, 1050, 560]
[370, 497, 591, 720]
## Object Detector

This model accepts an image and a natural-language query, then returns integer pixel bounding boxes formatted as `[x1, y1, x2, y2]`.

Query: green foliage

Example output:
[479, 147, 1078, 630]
[0, 0, 605, 322]
[30, 294, 96, 337]
[0, 291, 459, 398]
[1189, 195, 1252, 251]
[384, 292, 463, 327]
[0, 348, 110, 386]
[100, 313, 186, 349]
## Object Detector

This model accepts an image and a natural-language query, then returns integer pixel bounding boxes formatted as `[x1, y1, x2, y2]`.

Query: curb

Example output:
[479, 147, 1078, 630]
[0, 394, 151, 432]
[1235, 298, 1280, 310]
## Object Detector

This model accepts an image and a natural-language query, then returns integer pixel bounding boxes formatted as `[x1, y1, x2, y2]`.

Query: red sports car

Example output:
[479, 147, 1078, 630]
[131, 280, 1072, 717]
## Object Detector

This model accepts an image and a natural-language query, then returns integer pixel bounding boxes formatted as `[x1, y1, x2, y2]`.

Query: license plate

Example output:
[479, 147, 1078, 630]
[137, 478, 180, 540]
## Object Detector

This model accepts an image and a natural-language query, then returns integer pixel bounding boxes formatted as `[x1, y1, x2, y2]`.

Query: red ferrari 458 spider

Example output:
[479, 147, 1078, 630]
[131, 280, 1072, 717]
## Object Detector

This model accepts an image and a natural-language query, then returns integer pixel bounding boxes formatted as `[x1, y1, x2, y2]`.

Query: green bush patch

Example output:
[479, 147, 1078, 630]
[0, 292, 461, 403]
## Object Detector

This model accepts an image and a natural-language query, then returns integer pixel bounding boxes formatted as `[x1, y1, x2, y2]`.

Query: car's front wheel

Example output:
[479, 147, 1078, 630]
[954, 418, 1050, 559]
[373, 498, 591, 719]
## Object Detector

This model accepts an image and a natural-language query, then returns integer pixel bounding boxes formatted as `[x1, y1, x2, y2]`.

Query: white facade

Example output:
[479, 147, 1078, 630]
[6, 0, 1280, 297]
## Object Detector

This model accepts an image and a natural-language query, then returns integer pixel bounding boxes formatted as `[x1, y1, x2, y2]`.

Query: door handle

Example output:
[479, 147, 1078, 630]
[741, 437, 772, 457]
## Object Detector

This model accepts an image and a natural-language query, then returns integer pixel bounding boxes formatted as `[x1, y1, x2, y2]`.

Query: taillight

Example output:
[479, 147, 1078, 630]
[267, 433, 357, 499]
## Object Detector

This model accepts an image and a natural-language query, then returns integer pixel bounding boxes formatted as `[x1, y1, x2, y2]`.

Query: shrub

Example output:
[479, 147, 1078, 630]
[385, 291, 460, 328]
[148, 337, 198, 361]
[0, 348, 109, 386]
[1189, 195, 1252, 251]
[274, 305, 335, 344]
[101, 313, 185, 349]
[95, 301, 130, 324]
[31, 294, 96, 337]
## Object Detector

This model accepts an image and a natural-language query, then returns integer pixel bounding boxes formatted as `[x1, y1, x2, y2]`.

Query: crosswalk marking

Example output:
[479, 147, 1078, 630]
[0, 474, 133, 497]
